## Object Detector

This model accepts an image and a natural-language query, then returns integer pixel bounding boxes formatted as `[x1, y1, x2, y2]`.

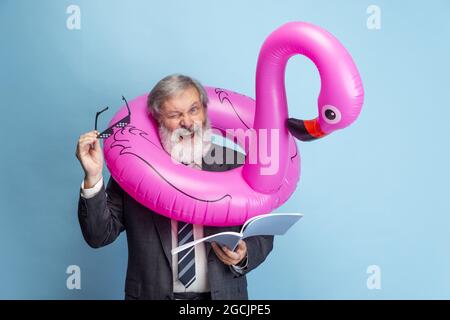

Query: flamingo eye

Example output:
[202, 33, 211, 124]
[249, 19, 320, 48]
[321, 105, 341, 124]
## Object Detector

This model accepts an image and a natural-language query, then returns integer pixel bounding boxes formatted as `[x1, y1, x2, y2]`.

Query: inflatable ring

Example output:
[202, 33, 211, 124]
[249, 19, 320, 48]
[102, 22, 364, 226]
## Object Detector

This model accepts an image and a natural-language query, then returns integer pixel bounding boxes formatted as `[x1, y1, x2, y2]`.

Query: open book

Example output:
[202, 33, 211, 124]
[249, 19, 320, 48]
[171, 213, 303, 255]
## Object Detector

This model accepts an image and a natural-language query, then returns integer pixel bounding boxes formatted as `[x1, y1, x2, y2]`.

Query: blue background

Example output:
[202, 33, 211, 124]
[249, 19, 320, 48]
[1, 0, 449, 299]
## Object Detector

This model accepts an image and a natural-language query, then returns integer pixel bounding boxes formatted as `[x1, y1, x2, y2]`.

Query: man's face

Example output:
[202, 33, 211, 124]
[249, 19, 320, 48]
[157, 86, 211, 169]
[159, 86, 206, 134]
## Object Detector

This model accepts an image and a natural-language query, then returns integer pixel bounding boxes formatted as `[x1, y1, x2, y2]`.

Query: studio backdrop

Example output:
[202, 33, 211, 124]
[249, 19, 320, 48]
[1, 0, 449, 299]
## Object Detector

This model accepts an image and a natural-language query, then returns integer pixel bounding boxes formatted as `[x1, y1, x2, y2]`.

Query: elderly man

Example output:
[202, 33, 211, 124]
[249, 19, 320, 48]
[75, 74, 274, 300]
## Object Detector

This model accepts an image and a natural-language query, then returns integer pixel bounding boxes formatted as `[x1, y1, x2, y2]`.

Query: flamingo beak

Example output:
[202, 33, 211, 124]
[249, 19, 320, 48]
[286, 118, 327, 141]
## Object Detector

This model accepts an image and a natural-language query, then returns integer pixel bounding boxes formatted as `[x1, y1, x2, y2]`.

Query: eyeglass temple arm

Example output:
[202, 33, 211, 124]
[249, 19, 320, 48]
[95, 107, 109, 130]
[122, 95, 131, 115]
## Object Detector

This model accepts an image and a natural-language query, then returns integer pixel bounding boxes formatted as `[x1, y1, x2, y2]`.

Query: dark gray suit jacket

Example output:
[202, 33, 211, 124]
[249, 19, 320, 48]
[77, 144, 274, 300]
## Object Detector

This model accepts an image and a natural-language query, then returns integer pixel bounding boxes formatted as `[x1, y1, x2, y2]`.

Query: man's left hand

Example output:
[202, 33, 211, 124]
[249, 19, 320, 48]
[211, 240, 247, 266]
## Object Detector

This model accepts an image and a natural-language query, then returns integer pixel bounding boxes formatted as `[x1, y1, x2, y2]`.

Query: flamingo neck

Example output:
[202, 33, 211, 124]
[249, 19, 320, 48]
[243, 22, 343, 193]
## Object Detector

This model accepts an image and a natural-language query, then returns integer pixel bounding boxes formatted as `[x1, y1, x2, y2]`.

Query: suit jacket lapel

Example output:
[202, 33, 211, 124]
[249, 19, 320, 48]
[151, 212, 173, 268]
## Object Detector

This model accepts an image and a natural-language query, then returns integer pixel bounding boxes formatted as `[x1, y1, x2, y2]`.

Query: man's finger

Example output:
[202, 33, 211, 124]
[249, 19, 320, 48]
[237, 240, 246, 249]
[78, 134, 97, 145]
[222, 246, 240, 260]
[213, 243, 239, 264]
[235, 248, 245, 260]
[79, 135, 96, 142]
[235, 241, 246, 253]
[79, 137, 97, 146]
[80, 132, 97, 140]
[93, 137, 101, 151]
[212, 243, 235, 265]
[212, 243, 228, 259]
[80, 136, 96, 142]
[213, 247, 231, 264]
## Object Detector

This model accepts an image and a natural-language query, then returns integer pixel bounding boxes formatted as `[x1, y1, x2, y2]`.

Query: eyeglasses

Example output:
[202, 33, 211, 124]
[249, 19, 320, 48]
[95, 96, 131, 139]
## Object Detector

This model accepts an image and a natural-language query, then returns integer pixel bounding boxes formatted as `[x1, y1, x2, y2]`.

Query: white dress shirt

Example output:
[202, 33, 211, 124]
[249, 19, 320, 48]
[80, 177, 248, 293]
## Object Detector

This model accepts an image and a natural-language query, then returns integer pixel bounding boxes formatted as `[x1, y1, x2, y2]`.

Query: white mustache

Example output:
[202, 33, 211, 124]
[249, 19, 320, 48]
[158, 119, 212, 169]
[171, 123, 202, 141]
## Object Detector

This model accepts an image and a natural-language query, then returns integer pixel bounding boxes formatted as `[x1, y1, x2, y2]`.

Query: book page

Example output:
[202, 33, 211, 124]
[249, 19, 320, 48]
[172, 213, 303, 255]
[242, 213, 303, 238]
[171, 231, 242, 255]
[205, 233, 244, 251]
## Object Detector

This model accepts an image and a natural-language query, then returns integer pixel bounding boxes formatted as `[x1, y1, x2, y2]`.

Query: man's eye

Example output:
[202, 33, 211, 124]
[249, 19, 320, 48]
[190, 107, 198, 113]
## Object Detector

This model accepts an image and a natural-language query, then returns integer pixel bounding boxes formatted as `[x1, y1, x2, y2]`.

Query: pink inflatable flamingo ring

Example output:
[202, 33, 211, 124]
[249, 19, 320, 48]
[96, 21, 364, 226]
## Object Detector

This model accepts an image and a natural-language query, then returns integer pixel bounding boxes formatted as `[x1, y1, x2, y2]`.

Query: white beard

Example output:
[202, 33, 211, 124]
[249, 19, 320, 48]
[158, 118, 212, 170]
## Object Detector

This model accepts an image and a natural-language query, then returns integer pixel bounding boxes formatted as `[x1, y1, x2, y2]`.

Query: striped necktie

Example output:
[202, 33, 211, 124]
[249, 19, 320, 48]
[177, 221, 196, 288]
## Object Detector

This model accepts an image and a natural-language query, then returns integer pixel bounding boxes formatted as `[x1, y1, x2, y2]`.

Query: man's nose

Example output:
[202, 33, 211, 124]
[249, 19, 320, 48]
[180, 116, 193, 130]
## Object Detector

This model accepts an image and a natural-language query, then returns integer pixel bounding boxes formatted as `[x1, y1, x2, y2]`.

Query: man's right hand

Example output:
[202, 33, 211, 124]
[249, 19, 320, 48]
[76, 130, 103, 188]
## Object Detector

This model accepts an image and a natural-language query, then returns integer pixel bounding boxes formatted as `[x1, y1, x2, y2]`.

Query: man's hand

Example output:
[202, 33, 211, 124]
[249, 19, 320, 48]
[211, 240, 247, 266]
[76, 130, 103, 188]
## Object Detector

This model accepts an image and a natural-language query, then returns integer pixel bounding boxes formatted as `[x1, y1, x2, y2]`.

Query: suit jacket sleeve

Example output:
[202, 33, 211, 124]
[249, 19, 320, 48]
[77, 177, 125, 248]
[229, 235, 274, 277]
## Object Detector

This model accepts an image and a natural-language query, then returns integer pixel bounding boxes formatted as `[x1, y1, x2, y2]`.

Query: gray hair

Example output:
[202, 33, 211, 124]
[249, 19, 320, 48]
[147, 74, 209, 120]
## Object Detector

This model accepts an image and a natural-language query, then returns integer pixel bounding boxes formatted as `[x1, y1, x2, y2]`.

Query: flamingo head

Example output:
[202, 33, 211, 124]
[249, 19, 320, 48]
[287, 87, 364, 142]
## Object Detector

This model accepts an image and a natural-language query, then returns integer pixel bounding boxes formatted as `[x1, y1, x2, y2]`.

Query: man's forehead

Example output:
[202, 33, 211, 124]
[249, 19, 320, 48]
[162, 87, 201, 112]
